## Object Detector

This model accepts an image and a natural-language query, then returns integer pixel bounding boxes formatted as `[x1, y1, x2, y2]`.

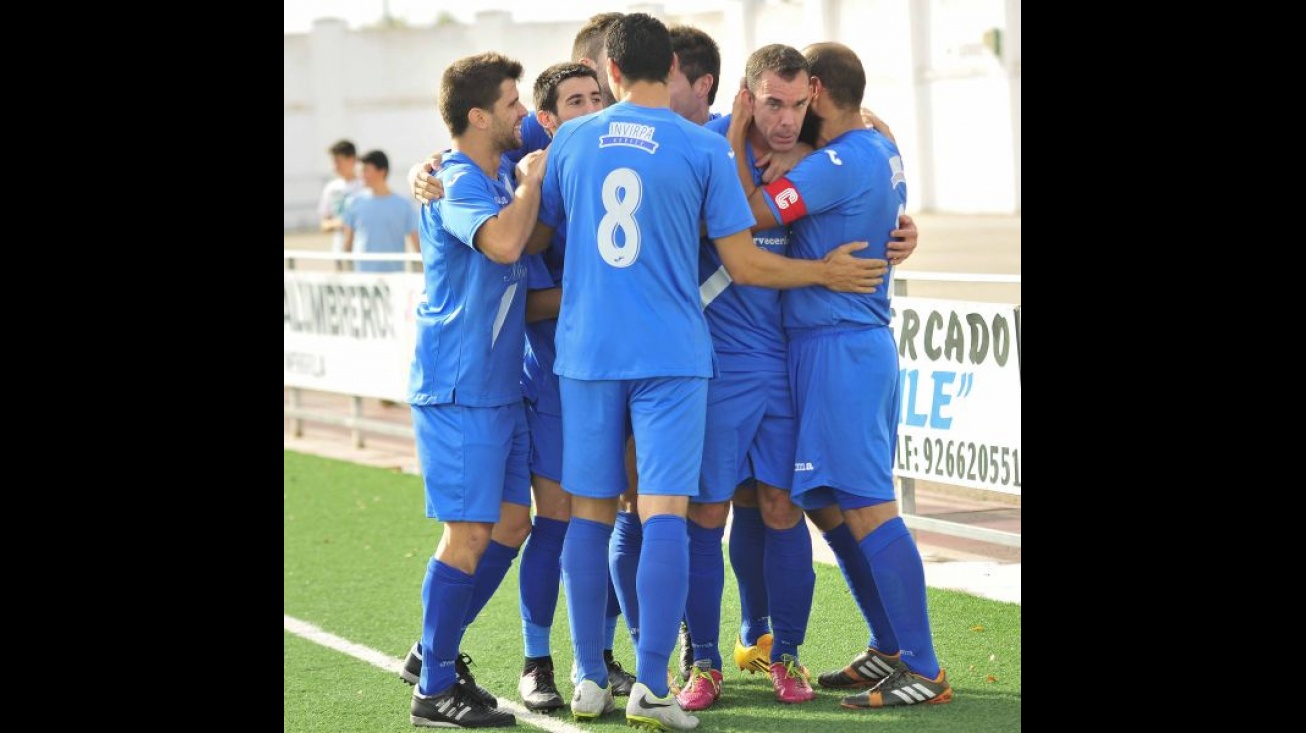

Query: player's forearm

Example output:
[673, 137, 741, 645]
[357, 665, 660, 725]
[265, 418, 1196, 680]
[524, 221, 555, 255]
[476, 181, 542, 264]
[525, 287, 561, 323]
[727, 119, 759, 201]
[727, 247, 827, 289]
[727, 120, 779, 231]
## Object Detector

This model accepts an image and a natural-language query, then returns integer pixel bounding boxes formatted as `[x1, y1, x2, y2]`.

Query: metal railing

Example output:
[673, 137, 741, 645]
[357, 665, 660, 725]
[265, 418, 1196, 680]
[283, 250, 421, 271]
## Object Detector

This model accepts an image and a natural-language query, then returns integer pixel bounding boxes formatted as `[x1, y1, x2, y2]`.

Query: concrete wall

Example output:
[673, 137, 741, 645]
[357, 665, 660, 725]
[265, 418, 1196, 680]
[284, 0, 1021, 229]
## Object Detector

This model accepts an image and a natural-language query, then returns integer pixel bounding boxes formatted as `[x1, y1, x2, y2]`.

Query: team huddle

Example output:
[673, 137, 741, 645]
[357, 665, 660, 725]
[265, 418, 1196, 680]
[401, 11, 950, 731]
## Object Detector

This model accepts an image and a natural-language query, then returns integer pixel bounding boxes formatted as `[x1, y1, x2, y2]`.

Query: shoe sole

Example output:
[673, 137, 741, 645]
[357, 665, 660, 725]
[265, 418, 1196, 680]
[412, 715, 517, 728]
[523, 700, 565, 713]
[571, 702, 616, 720]
[817, 676, 875, 690]
[678, 700, 719, 712]
[839, 689, 954, 709]
[627, 714, 696, 731]
[775, 695, 816, 704]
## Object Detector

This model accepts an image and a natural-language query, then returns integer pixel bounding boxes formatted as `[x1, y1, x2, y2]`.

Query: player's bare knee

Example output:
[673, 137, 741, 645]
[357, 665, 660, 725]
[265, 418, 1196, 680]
[689, 501, 730, 528]
[492, 504, 534, 548]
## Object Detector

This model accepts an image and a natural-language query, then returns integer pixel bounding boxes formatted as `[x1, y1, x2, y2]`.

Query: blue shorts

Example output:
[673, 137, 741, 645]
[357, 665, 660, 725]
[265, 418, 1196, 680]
[697, 368, 795, 503]
[561, 376, 707, 498]
[411, 402, 532, 522]
[525, 402, 563, 483]
[787, 326, 900, 511]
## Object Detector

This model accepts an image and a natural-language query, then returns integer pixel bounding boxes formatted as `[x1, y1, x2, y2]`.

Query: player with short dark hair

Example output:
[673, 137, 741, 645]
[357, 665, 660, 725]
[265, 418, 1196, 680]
[666, 24, 721, 125]
[512, 59, 633, 714]
[404, 50, 548, 730]
[541, 14, 885, 730]
[399, 57, 640, 711]
[727, 41, 953, 711]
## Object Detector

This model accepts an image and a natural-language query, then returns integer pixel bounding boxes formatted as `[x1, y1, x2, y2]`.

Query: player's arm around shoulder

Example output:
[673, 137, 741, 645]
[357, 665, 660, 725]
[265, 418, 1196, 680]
[714, 231, 884, 293]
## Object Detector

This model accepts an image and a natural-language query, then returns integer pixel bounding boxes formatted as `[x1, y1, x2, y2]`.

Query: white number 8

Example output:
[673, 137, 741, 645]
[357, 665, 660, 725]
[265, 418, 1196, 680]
[597, 168, 642, 268]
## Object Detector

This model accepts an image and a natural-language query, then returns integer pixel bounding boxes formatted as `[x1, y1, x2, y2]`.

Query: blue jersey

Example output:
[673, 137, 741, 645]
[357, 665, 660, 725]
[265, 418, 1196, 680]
[408, 151, 529, 407]
[762, 129, 907, 331]
[700, 115, 788, 373]
[542, 102, 755, 380]
[521, 231, 565, 413]
[503, 113, 553, 165]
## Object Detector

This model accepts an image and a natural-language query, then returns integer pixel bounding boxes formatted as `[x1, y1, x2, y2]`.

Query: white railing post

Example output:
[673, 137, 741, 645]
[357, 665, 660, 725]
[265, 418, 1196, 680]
[350, 396, 364, 448]
[892, 275, 917, 538]
[290, 388, 303, 437]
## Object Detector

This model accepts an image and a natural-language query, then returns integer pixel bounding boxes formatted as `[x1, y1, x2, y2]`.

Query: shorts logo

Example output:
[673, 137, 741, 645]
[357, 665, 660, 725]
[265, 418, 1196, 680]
[775, 188, 799, 209]
[795, 461, 814, 471]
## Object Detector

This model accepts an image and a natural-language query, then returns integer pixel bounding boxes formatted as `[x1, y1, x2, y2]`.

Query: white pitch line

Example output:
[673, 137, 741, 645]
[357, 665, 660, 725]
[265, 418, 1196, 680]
[284, 614, 589, 733]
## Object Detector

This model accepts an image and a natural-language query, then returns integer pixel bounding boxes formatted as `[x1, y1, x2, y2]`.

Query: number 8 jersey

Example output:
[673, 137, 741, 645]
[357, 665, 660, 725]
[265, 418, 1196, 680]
[540, 102, 755, 380]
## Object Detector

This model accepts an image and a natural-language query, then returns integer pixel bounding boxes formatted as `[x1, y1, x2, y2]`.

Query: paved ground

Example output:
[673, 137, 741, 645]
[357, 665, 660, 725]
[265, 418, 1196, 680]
[283, 212, 1021, 604]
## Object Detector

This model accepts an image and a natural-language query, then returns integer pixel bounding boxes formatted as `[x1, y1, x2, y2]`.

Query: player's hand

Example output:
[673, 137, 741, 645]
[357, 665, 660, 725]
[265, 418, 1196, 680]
[861, 106, 897, 145]
[413, 151, 445, 205]
[822, 241, 887, 293]
[887, 213, 917, 266]
[516, 149, 548, 186]
[731, 86, 755, 129]
[755, 142, 813, 184]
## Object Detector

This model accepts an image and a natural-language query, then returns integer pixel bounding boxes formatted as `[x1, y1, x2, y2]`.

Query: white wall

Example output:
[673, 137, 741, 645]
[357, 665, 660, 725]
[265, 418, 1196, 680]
[283, 0, 1021, 229]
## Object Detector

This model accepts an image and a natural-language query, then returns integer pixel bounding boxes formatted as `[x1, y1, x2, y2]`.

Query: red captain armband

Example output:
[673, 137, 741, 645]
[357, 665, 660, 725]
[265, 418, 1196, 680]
[762, 177, 807, 225]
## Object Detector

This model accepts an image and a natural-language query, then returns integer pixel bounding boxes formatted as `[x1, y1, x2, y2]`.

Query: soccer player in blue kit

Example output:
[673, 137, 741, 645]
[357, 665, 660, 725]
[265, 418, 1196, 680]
[679, 43, 921, 711]
[726, 42, 953, 710]
[537, 14, 886, 730]
[403, 54, 639, 711]
[682, 44, 824, 711]
[514, 60, 637, 713]
[405, 51, 549, 729]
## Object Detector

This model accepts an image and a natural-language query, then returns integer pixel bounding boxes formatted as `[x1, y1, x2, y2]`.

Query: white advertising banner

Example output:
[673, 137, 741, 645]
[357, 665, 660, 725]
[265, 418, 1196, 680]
[283, 272, 425, 402]
[890, 297, 1021, 495]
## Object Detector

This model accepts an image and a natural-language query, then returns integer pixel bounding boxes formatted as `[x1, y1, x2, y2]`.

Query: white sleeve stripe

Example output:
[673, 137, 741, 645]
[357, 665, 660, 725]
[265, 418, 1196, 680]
[699, 265, 733, 310]
[490, 282, 518, 349]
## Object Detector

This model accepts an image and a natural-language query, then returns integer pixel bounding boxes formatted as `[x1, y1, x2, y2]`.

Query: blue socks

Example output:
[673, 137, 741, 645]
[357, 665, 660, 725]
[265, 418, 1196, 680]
[562, 517, 614, 686]
[859, 517, 939, 678]
[605, 583, 621, 652]
[520, 516, 567, 658]
[729, 505, 771, 645]
[463, 540, 518, 630]
[685, 520, 725, 670]
[609, 511, 642, 648]
[636, 515, 688, 697]
[824, 522, 898, 653]
[419, 558, 474, 696]
[763, 521, 815, 661]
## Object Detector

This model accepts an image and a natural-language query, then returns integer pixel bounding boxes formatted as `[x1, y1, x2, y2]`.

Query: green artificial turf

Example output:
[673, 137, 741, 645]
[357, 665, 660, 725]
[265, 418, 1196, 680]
[285, 450, 1020, 732]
